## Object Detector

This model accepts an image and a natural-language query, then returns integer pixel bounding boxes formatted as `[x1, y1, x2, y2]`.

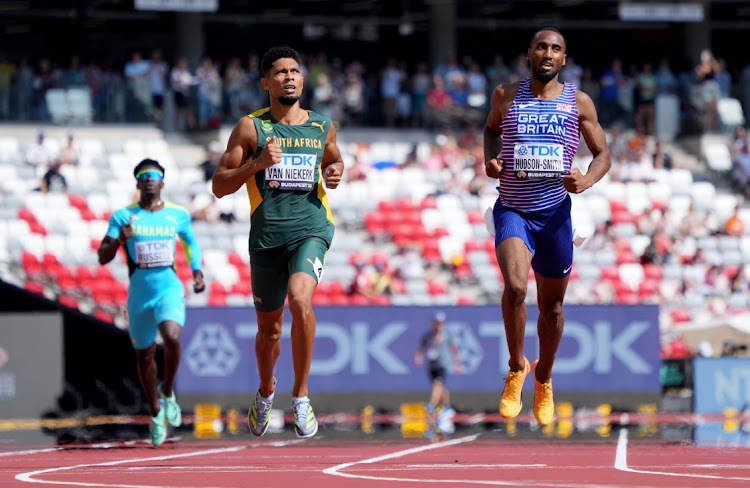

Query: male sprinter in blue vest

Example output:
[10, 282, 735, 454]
[483, 28, 611, 425]
[98, 159, 205, 445]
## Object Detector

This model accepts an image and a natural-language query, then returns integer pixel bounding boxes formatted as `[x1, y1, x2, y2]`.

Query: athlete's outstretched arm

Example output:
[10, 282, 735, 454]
[562, 91, 611, 194]
[211, 117, 281, 198]
[321, 124, 344, 189]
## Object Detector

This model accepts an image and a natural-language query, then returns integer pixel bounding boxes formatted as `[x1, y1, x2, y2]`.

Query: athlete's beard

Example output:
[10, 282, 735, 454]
[532, 67, 560, 83]
[279, 95, 299, 106]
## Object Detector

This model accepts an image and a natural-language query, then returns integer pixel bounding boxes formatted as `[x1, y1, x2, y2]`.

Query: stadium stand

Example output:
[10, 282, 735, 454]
[1, 122, 749, 346]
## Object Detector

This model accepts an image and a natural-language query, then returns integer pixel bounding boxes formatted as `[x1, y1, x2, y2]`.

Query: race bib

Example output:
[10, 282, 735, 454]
[135, 240, 174, 268]
[264, 153, 317, 191]
[513, 143, 564, 179]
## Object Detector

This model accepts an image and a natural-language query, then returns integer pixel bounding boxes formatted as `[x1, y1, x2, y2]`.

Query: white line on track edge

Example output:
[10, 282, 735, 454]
[615, 427, 750, 482]
[322, 434, 619, 488]
[15, 445, 250, 488]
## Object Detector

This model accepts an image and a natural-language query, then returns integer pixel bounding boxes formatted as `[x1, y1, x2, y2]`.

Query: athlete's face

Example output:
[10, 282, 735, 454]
[136, 165, 164, 196]
[262, 57, 304, 105]
[527, 31, 566, 83]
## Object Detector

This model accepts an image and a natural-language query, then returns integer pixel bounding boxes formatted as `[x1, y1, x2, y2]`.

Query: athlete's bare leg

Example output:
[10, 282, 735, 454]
[255, 308, 283, 397]
[534, 274, 569, 383]
[496, 237, 533, 372]
[135, 344, 160, 416]
[287, 272, 318, 398]
[158, 320, 181, 397]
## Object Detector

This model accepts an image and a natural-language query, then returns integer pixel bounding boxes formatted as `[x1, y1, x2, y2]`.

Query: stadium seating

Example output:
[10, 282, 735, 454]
[1, 126, 749, 338]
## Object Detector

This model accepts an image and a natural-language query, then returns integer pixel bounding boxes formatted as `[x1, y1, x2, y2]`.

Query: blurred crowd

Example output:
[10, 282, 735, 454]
[1, 48, 749, 134]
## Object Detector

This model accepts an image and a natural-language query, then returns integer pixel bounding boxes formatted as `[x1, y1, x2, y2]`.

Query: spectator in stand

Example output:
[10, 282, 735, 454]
[380, 57, 404, 127]
[149, 49, 169, 128]
[59, 133, 79, 166]
[39, 160, 68, 194]
[599, 58, 625, 127]
[723, 204, 745, 236]
[25, 130, 56, 176]
[635, 63, 658, 136]
[733, 142, 750, 190]
[15, 58, 34, 121]
[655, 58, 678, 95]
[171, 56, 194, 131]
[224, 56, 247, 121]
[560, 56, 582, 88]
[312, 72, 337, 119]
[198, 140, 223, 182]
[426, 75, 453, 127]
[485, 55, 511, 99]
[0, 53, 15, 120]
[124, 50, 151, 122]
[342, 67, 366, 126]
[695, 49, 721, 132]
[652, 139, 672, 170]
[195, 56, 222, 129]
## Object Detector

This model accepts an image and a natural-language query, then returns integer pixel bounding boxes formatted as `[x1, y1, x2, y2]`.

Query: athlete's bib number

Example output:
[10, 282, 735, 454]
[513, 143, 564, 179]
[135, 240, 174, 268]
[264, 153, 317, 191]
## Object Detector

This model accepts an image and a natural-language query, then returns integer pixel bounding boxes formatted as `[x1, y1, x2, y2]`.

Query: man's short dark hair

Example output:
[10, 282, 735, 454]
[530, 27, 566, 50]
[261, 46, 301, 75]
[133, 158, 165, 178]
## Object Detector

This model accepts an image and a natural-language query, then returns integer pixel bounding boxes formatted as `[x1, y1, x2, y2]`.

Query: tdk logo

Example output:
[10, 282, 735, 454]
[520, 145, 561, 156]
[282, 154, 315, 166]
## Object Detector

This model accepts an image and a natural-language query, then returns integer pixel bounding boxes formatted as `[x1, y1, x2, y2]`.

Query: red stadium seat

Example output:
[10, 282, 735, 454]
[208, 294, 227, 306]
[370, 294, 391, 305]
[349, 294, 369, 305]
[670, 308, 691, 324]
[396, 197, 415, 212]
[210, 281, 228, 296]
[312, 294, 332, 306]
[231, 281, 252, 295]
[428, 281, 448, 295]
[93, 310, 114, 324]
[466, 210, 484, 224]
[18, 208, 36, 224]
[642, 263, 663, 281]
[25, 280, 45, 295]
[638, 280, 659, 298]
[419, 195, 437, 210]
[377, 200, 395, 212]
[29, 221, 47, 235]
[228, 252, 245, 267]
[58, 295, 79, 310]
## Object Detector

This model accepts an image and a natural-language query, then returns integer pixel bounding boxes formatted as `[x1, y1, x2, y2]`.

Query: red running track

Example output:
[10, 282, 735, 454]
[1, 429, 749, 488]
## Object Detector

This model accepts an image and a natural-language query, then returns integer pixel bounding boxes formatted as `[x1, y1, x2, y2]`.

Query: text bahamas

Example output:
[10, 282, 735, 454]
[133, 225, 176, 237]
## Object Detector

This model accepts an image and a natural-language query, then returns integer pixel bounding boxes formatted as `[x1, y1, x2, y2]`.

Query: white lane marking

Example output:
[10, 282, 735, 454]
[615, 428, 750, 481]
[16, 446, 248, 487]
[0, 448, 64, 458]
[324, 434, 623, 488]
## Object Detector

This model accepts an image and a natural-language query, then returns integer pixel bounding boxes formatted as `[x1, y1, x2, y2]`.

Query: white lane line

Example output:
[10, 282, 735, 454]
[15, 446, 248, 488]
[615, 428, 750, 481]
[323, 434, 623, 488]
[0, 448, 64, 458]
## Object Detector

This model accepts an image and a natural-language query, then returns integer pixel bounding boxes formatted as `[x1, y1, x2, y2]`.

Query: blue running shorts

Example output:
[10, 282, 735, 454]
[492, 195, 573, 279]
[127, 291, 186, 349]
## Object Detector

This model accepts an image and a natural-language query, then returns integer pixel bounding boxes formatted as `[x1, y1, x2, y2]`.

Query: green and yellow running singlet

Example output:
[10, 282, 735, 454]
[245, 108, 335, 251]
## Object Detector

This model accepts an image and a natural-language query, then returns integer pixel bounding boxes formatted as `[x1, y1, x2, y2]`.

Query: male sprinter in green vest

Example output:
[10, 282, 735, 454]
[212, 46, 344, 438]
